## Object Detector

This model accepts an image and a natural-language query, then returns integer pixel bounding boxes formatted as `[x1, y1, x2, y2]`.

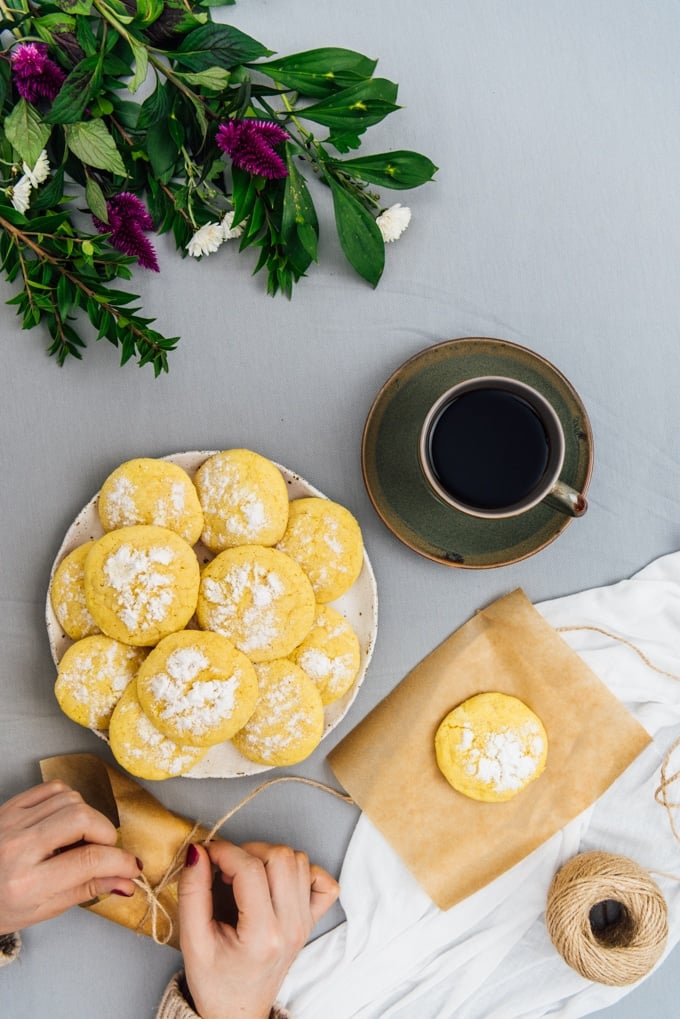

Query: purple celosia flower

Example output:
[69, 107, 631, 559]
[93, 192, 159, 272]
[11, 42, 66, 104]
[216, 119, 289, 180]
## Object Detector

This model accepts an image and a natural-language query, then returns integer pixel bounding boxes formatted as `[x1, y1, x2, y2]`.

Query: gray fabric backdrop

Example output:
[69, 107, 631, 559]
[1, 1, 679, 1015]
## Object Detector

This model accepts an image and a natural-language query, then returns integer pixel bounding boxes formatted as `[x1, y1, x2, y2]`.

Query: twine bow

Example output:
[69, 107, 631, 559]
[132, 776, 354, 945]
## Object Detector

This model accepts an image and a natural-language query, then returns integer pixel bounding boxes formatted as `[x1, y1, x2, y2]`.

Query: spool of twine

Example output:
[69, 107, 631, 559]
[545, 851, 668, 986]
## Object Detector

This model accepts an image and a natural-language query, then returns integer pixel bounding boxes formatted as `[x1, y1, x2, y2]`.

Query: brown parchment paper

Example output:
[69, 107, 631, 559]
[329, 589, 652, 910]
[40, 752, 210, 949]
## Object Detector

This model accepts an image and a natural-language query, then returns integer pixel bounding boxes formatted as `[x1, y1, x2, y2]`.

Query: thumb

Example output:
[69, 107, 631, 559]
[177, 843, 214, 957]
[309, 865, 340, 926]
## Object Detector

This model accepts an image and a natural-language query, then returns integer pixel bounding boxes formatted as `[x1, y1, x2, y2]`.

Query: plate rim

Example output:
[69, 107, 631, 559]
[361, 337, 594, 569]
[46, 450, 378, 778]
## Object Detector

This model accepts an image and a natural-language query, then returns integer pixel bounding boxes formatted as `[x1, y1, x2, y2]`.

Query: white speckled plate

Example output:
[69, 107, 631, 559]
[46, 451, 378, 778]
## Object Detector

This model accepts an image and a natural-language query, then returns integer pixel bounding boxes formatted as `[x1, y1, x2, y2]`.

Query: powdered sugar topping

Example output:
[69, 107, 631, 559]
[460, 721, 545, 793]
[202, 563, 287, 653]
[146, 646, 240, 735]
[103, 543, 176, 631]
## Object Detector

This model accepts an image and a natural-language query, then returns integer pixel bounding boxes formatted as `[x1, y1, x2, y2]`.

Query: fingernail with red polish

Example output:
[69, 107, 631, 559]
[185, 844, 200, 868]
[112, 888, 134, 897]
[136, 857, 144, 871]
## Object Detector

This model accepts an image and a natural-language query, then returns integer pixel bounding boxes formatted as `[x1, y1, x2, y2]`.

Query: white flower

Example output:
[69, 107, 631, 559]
[221, 210, 243, 241]
[22, 150, 50, 187]
[9, 175, 32, 214]
[376, 203, 412, 243]
[186, 221, 225, 258]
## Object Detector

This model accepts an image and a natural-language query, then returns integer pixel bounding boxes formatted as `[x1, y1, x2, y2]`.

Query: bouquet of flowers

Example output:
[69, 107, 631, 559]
[0, 0, 437, 373]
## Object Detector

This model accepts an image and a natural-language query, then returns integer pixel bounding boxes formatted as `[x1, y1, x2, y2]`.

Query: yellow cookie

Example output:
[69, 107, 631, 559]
[136, 630, 258, 747]
[435, 692, 548, 802]
[196, 545, 315, 663]
[289, 605, 360, 705]
[194, 449, 289, 552]
[98, 458, 204, 546]
[54, 634, 147, 731]
[231, 659, 324, 766]
[108, 681, 208, 780]
[276, 497, 363, 603]
[50, 541, 100, 641]
[84, 525, 200, 646]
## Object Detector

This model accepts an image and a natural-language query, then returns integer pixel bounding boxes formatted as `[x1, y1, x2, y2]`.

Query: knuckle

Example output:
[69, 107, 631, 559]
[78, 841, 101, 874]
[44, 780, 70, 796]
[0, 834, 23, 869]
[260, 926, 285, 962]
[270, 845, 295, 865]
[287, 920, 308, 952]
[83, 878, 101, 902]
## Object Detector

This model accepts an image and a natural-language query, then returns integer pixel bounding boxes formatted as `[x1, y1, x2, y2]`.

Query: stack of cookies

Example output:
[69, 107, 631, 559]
[50, 450, 364, 780]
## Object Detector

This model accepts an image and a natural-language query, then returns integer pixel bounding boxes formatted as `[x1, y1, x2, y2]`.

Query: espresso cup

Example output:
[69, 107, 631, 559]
[418, 376, 587, 519]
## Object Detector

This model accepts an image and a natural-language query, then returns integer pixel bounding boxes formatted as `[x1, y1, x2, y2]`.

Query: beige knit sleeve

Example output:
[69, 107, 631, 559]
[0, 933, 21, 968]
[156, 972, 291, 1019]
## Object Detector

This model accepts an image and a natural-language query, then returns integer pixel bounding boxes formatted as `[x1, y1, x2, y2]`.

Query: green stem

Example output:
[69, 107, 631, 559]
[0, 212, 165, 357]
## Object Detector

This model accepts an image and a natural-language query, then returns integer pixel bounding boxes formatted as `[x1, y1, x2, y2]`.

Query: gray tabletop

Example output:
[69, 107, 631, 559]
[2, 1, 680, 1016]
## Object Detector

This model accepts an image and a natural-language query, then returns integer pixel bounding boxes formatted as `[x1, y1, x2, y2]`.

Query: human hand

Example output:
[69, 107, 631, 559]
[178, 840, 340, 1019]
[0, 780, 142, 935]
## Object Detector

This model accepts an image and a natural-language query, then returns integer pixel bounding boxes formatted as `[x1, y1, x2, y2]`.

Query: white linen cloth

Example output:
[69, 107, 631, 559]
[279, 551, 680, 1018]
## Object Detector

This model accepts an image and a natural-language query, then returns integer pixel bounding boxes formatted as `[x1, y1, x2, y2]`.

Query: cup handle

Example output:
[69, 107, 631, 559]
[543, 480, 588, 517]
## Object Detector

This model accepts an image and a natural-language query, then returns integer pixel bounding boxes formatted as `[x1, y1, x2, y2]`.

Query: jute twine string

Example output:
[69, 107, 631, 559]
[556, 624, 680, 843]
[545, 851, 668, 985]
[132, 775, 354, 945]
[546, 624, 680, 984]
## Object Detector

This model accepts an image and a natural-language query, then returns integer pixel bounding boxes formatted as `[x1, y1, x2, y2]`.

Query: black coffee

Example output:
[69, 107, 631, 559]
[428, 387, 550, 510]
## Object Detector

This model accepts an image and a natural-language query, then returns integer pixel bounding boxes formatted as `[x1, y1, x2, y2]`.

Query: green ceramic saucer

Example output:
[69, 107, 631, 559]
[361, 337, 594, 568]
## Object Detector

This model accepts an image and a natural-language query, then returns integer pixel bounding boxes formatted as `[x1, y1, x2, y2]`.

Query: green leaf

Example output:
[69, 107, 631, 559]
[45, 55, 103, 125]
[297, 79, 400, 132]
[56, 274, 73, 319]
[174, 23, 272, 72]
[85, 177, 109, 222]
[97, 0, 133, 22]
[282, 148, 318, 262]
[55, 0, 93, 14]
[127, 36, 149, 94]
[327, 175, 384, 287]
[146, 121, 178, 181]
[178, 66, 231, 91]
[4, 100, 51, 167]
[34, 12, 77, 42]
[328, 150, 438, 190]
[31, 168, 66, 211]
[64, 120, 127, 176]
[257, 48, 378, 98]
[135, 0, 164, 25]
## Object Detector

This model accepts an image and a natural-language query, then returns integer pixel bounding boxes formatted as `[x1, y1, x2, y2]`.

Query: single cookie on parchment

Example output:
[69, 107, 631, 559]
[435, 692, 548, 802]
[84, 525, 200, 646]
[136, 629, 258, 747]
[98, 458, 204, 546]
